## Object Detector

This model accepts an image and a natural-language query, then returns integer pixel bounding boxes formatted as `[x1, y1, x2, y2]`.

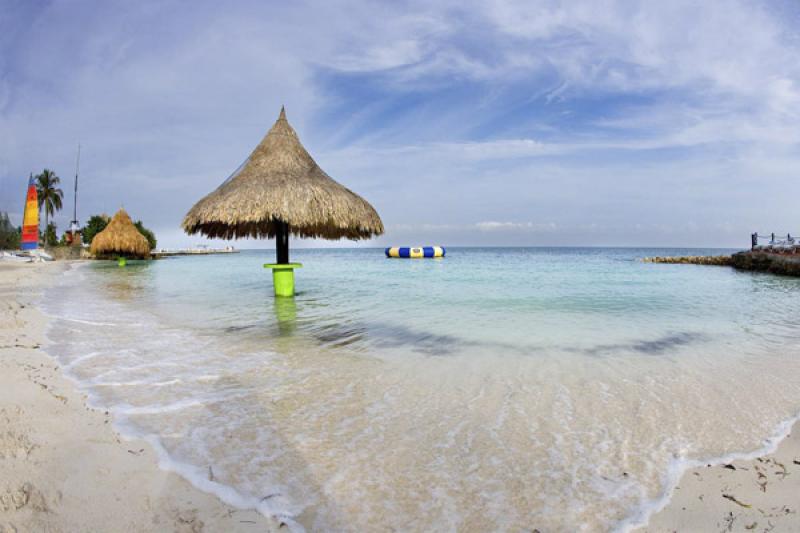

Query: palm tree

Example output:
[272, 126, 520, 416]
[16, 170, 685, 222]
[35, 169, 64, 239]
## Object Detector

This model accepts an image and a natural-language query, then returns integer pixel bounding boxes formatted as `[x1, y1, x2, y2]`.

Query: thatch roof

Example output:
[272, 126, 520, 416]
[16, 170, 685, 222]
[182, 107, 384, 240]
[90, 209, 151, 258]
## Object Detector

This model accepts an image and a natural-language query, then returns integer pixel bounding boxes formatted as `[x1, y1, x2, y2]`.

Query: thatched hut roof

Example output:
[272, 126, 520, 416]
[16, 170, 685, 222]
[90, 209, 151, 258]
[182, 107, 384, 240]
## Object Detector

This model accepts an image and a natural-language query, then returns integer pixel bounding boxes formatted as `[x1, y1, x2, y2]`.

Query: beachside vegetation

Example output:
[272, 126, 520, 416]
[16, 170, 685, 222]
[0, 212, 21, 250]
[133, 220, 157, 250]
[81, 214, 111, 245]
[35, 169, 64, 234]
[42, 222, 58, 247]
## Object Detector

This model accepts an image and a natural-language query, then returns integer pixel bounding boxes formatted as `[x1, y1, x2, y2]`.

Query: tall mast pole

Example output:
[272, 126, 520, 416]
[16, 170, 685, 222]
[71, 143, 80, 232]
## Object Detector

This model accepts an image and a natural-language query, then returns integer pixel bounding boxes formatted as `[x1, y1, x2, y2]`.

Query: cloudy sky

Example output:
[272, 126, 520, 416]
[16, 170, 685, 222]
[1, 0, 799, 248]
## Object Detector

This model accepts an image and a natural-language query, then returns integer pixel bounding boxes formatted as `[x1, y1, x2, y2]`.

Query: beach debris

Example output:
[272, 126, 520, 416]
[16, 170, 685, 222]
[260, 493, 280, 502]
[723, 493, 752, 508]
[126, 448, 144, 456]
[722, 511, 736, 531]
[175, 510, 204, 533]
[0, 343, 40, 350]
[794, 460, 800, 466]
[773, 460, 788, 479]
[208, 465, 215, 482]
[723, 464, 736, 470]
[745, 521, 758, 530]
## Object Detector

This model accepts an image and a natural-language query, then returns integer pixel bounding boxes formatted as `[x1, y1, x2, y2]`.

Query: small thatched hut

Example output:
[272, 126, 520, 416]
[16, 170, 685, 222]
[90, 209, 151, 259]
[182, 107, 383, 295]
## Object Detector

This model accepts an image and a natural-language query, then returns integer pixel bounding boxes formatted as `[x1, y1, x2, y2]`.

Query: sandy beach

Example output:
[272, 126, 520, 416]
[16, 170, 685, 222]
[2, 260, 800, 532]
[0, 262, 279, 533]
[641, 423, 800, 532]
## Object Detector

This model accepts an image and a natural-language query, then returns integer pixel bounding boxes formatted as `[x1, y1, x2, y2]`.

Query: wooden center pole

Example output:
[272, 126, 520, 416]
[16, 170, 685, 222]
[276, 220, 289, 264]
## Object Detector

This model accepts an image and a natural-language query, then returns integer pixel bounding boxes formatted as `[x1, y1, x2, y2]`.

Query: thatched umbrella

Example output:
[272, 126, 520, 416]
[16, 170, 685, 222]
[182, 107, 383, 296]
[90, 208, 151, 263]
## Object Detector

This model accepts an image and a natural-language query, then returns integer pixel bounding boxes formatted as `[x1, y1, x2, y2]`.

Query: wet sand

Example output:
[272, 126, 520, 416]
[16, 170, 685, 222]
[0, 262, 280, 533]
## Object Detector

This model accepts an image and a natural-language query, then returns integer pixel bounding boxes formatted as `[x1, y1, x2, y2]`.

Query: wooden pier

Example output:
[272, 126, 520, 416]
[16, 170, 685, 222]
[152, 247, 239, 257]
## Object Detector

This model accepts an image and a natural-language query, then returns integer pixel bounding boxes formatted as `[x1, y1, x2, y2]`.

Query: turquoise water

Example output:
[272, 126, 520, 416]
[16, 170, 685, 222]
[42, 248, 800, 531]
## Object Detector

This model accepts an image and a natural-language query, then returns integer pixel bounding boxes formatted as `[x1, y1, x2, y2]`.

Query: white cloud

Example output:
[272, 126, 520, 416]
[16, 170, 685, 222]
[476, 221, 557, 232]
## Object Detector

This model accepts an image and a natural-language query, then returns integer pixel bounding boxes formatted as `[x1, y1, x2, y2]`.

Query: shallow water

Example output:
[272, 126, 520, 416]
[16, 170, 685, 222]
[42, 248, 800, 531]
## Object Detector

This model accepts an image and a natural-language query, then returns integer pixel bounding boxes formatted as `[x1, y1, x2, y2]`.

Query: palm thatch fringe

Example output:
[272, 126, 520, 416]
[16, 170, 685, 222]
[182, 107, 384, 240]
[90, 209, 151, 258]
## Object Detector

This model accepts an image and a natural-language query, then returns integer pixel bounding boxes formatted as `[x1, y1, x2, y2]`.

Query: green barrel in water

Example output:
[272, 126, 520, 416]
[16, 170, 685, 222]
[263, 263, 303, 297]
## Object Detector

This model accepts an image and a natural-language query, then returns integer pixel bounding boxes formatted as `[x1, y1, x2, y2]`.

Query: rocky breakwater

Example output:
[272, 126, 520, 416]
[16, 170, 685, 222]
[643, 255, 733, 266]
[730, 250, 800, 276]
[644, 252, 800, 277]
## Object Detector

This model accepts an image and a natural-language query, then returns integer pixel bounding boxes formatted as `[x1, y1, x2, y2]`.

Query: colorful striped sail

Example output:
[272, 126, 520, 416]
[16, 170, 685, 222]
[21, 176, 38, 250]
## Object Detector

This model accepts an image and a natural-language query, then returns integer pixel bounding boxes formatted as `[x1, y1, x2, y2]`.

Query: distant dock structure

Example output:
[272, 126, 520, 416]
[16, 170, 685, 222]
[152, 245, 239, 257]
[750, 232, 799, 253]
[644, 231, 800, 277]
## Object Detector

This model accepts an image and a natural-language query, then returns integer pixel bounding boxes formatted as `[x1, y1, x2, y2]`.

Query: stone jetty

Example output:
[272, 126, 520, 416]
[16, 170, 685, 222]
[730, 251, 800, 276]
[643, 255, 732, 266]
[644, 252, 800, 276]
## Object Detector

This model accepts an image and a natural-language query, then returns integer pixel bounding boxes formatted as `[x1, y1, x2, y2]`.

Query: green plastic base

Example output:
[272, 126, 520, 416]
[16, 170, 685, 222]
[117, 257, 127, 267]
[263, 263, 302, 297]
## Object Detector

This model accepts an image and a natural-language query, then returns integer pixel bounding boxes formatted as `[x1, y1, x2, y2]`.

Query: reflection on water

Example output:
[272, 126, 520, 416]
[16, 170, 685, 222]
[93, 260, 153, 302]
[42, 248, 800, 532]
[274, 297, 298, 336]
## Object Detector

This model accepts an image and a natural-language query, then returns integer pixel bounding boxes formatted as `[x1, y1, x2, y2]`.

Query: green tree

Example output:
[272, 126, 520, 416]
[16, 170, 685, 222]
[42, 222, 58, 247]
[134, 220, 157, 250]
[35, 169, 64, 236]
[0, 212, 20, 250]
[81, 214, 110, 245]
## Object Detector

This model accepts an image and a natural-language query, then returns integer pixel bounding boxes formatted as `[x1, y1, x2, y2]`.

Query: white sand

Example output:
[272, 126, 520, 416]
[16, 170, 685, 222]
[640, 425, 800, 532]
[0, 262, 281, 533]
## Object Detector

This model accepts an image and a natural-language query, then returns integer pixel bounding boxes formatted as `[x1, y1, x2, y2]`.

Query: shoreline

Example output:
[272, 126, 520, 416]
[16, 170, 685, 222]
[0, 262, 281, 532]
[3, 260, 800, 531]
[631, 418, 800, 532]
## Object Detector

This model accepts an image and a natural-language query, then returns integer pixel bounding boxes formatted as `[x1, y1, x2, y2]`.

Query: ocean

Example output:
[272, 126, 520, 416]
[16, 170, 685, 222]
[40, 248, 800, 531]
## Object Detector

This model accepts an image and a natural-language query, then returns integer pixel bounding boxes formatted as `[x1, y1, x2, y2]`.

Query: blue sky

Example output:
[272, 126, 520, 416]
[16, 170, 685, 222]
[1, 0, 799, 248]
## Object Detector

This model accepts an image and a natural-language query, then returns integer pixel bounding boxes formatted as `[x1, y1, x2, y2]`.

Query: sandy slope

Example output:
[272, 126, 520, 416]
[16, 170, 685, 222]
[0, 262, 280, 533]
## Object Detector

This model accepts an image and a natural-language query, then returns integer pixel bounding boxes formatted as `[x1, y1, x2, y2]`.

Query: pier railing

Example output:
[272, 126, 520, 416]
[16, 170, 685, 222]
[751, 232, 799, 252]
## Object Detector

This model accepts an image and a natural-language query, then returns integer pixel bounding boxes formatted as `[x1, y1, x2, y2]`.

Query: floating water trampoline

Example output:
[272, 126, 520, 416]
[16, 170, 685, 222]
[385, 246, 445, 258]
